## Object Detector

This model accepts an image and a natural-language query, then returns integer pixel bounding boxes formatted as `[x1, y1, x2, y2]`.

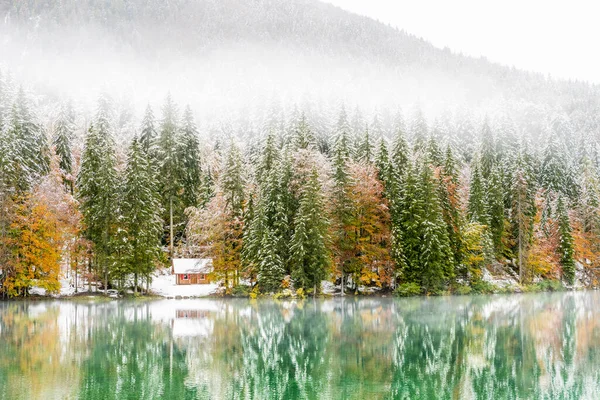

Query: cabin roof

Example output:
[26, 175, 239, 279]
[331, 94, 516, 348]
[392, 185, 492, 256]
[172, 258, 213, 274]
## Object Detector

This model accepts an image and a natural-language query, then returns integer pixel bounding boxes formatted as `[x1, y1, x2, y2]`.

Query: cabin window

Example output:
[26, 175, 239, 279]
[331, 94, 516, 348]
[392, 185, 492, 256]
[183, 274, 188, 280]
[199, 274, 205, 280]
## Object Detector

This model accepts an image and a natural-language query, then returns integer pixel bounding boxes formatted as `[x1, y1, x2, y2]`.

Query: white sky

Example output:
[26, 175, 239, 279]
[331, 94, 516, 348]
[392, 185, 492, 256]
[323, 0, 600, 84]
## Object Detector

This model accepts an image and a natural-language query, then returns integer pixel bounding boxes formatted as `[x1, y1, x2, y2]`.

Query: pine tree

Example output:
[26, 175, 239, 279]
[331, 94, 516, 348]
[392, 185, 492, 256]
[256, 129, 279, 182]
[122, 136, 163, 293]
[417, 162, 454, 291]
[356, 125, 373, 164]
[330, 121, 354, 294]
[221, 142, 245, 216]
[257, 226, 285, 292]
[511, 153, 536, 283]
[292, 113, 315, 150]
[487, 166, 506, 256]
[140, 104, 157, 155]
[439, 146, 465, 276]
[6, 88, 49, 193]
[157, 95, 182, 258]
[178, 105, 202, 208]
[556, 196, 575, 285]
[76, 98, 119, 293]
[290, 168, 330, 292]
[479, 119, 496, 179]
[410, 108, 428, 153]
[375, 138, 391, 185]
[53, 103, 74, 193]
[468, 162, 489, 226]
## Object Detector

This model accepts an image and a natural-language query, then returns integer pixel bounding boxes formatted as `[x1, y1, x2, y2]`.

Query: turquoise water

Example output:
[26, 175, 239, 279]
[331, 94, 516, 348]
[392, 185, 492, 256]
[0, 293, 599, 399]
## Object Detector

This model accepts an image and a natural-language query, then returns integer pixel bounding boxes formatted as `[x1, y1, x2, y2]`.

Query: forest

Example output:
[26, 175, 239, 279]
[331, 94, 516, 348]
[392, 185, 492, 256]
[1, 66, 598, 298]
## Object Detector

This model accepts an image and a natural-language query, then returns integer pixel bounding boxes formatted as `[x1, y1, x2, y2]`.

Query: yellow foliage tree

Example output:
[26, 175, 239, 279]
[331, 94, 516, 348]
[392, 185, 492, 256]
[4, 194, 62, 297]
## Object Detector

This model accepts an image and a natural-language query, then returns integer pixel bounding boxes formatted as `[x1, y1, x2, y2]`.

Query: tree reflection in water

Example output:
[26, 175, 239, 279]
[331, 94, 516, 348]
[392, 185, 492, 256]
[1, 293, 600, 399]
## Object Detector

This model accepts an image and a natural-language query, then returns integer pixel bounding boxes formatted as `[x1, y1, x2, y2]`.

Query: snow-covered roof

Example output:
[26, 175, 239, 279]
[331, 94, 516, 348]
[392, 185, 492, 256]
[172, 258, 213, 274]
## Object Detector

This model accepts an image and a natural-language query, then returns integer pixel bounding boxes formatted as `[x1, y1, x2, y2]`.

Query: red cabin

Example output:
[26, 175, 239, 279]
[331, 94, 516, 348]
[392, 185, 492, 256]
[172, 258, 213, 285]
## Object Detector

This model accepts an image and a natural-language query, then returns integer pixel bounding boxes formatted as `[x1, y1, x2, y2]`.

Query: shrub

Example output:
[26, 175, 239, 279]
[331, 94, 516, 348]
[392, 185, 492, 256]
[230, 285, 251, 298]
[453, 285, 472, 296]
[395, 282, 422, 297]
[471, 280, 497, 294]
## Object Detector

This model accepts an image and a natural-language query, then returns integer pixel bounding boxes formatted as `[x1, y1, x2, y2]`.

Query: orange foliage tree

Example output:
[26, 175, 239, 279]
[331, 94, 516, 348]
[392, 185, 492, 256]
[186, 191, 244, 288]
[4, 193, 62, 297]
[341, 162, 393, 288]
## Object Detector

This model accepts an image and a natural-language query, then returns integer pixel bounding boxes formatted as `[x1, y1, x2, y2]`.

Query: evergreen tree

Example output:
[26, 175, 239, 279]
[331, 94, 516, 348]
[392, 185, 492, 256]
[410, 108, 428, 153]
[221, 142, 245, 216]
[53, 103, 74, 193]
[417, 162, 454, 291]
[157, 95, 182, 257]
[375, 138, 391, 185]
[468, 162, 490, 226]
[257, 226, 285, 292]
[6, 88, 49, 193]
[292, 113, 315, 150]
[140, 104, 157, 155]
[330, 122, 354, 293]
[356, 126, 373, 164]
[487, 167, 506, 256]
[122, 136, 163, 293]
[511, 153, 537, 283]
[479, 119, 496, 179]
[290, 168, 330, 292]
[556, 196, 575, 285]
[439, 146, 465, 276]
[178, 105, 202, 208]
[76, 99, 119, 293]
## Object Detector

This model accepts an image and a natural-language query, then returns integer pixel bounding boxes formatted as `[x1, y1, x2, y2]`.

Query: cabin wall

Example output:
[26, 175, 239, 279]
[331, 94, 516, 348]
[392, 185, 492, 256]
[176, 273, 211, 285]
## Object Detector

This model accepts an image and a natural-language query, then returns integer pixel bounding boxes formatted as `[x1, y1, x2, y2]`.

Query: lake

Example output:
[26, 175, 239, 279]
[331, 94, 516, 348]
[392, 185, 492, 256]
[0, 292, 599, 399]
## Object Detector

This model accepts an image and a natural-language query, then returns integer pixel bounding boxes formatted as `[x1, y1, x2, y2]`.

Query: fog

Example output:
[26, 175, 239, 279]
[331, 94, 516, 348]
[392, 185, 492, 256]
[1, 0, 599, 144]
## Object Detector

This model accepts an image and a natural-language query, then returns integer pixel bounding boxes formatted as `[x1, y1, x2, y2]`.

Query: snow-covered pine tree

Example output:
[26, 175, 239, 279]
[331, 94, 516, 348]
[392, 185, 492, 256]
[417, 161, 454, 292]
[123, 136, 163, 293]
[487, 166, 506, 256]
[140, 104, 157, 156]
[289, 168, 330, 292]
[556, 196, 575, 285]
[257, 226, 285, 293]
[468, 161, 490, 227]
[511, 152, 537, 283]
[178, 105, 202, 208]
[356, 125, 373, 164]
[409, 107, 428, 154]
[53, 103, 75, 193]
[221, 142, 245, 216]
[375, 138, 391, 185]
[291, 112, 315, 150]
[7, 88, 49, 193]
[331, 116, 354, 293]
[76, 98, 119, 293]
[157, 94, 182, 257]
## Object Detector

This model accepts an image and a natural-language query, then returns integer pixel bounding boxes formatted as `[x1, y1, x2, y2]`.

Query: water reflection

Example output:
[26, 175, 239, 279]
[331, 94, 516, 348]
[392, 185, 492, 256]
[1, 293, 600, 399]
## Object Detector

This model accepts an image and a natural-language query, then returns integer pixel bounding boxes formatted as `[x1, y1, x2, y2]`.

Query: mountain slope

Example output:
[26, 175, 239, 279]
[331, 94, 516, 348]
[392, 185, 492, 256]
[1, 0, 598, 125]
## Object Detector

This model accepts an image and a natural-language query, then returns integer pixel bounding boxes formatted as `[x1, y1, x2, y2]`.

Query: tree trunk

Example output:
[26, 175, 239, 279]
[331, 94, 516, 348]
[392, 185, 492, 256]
[75, 257, 78, 294]
[88, 257, 92, 292]
[134, 272, 138, 295]
[170, 196, 174, 260]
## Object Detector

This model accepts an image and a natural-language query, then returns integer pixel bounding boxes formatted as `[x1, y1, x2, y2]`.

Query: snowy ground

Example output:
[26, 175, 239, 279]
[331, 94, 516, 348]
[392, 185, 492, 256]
[150, 272, 218, 298]
[29, 277, 80, 297]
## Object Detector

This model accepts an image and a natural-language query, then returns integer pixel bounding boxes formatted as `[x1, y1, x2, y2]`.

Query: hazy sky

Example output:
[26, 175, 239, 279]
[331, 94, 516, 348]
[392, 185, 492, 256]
[323, 0, 600, 84]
